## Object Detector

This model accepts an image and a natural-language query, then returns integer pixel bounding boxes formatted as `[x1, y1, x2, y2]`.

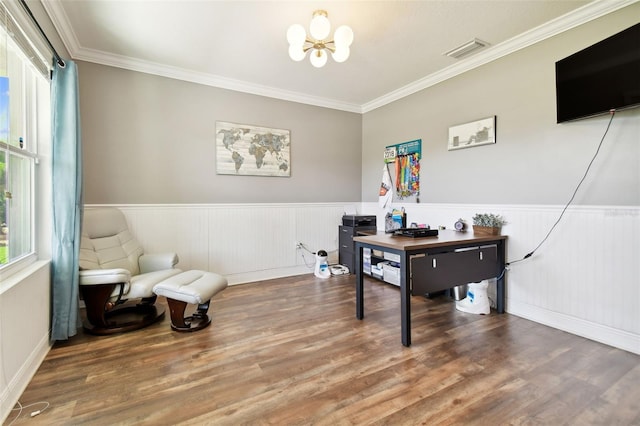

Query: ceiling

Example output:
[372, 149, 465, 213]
[41, 0, 627, 113]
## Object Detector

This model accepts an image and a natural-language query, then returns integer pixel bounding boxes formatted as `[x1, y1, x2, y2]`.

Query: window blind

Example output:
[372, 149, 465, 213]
[0, 2, 51, 78]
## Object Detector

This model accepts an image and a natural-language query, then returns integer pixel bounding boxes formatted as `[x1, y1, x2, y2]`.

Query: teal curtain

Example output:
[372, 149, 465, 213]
[50, 60, 82, 341]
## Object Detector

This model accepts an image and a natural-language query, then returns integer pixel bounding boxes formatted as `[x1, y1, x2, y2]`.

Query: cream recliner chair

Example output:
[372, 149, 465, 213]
[79, 208, 182, 334]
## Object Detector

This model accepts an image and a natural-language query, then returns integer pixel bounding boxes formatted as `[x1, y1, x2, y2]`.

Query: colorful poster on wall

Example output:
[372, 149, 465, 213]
[383, 139, 421, 201]
[384, 139, 421, 163]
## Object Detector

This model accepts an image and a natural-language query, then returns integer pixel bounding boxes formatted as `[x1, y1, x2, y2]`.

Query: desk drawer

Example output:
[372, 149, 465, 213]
[339, 226, 355, 253]
[339, 251, 355, 272]
[340, 226, 376, 253]
[339, 225, 355, 239]
[411, 245, 499, 296]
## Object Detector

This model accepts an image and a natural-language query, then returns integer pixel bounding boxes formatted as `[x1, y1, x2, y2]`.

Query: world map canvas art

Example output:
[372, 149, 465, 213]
[216, 121, 291, 177]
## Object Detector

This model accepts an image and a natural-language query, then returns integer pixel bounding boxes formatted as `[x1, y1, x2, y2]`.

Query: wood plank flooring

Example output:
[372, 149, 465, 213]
[6, 274, 640, 425]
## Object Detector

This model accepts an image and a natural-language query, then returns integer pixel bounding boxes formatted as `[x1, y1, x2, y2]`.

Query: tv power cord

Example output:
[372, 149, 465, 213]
[504, 109, 616, 272]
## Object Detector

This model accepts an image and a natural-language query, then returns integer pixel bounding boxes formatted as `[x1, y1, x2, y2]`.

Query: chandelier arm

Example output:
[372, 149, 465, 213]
[302, 41, 335, 54]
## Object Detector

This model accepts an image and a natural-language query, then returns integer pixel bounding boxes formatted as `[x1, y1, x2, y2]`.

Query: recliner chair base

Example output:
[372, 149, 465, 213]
[81, 284, 165, 335]
[83, 303, 166, 335]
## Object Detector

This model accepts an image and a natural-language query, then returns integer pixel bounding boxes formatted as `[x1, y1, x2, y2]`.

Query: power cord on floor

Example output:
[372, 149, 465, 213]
[7, 400, 50, 425]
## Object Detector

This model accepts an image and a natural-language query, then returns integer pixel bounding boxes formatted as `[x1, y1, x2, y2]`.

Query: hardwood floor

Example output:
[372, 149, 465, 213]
[7, 274, 639, 425]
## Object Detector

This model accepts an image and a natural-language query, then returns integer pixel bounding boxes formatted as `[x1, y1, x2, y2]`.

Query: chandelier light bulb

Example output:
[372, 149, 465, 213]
[287, 24, 306, 46]
[334, 25, 354, 48]
[310, 48, 328, 68]
[309, 10, 330, 41]
[332, 46, 350, 63]
[288, 44, 306, 61]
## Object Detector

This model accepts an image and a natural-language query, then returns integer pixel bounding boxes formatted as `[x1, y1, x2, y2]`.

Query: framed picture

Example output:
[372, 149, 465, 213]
[448, 116, 496, 151]
[216, 121, 290, 176]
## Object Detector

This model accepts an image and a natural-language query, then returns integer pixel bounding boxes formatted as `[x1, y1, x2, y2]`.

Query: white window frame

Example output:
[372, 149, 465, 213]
[0, 6, 51, 286]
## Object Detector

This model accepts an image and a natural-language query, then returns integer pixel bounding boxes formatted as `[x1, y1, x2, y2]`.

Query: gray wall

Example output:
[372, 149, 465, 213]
[362, 5, 640, 206]
[78, 62, 362, 204]
[79, 4, 639, 206]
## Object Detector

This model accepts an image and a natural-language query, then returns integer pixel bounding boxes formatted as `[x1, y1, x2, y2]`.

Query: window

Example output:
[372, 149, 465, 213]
[0, 7, 51, 273]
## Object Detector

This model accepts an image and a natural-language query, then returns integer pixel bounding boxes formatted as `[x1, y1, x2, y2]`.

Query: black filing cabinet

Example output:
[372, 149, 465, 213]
[339, 216, 376, 272]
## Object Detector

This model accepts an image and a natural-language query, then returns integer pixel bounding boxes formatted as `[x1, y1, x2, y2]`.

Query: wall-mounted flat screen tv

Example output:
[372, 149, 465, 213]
[555, 23, 640, 123]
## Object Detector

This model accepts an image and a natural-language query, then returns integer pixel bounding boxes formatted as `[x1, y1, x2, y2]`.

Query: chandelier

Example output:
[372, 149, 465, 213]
[287, 10, 354, 68]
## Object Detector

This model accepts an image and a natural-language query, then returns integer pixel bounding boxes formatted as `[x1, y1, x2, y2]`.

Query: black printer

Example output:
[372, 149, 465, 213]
[342, 215, 376, 228]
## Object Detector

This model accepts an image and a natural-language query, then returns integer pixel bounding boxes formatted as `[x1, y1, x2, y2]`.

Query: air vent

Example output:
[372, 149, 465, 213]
[444, 38, 489, 59]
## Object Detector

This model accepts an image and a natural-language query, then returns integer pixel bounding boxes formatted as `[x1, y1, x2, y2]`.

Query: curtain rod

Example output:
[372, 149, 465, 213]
[19, 0, 65, 68]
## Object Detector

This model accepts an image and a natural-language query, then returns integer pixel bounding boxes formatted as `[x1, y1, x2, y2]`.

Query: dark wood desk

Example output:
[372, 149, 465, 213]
[353, 230, 507, 347]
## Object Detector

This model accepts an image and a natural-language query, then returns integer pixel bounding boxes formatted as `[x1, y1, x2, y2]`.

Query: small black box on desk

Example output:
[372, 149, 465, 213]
[342, 215, 376, 228]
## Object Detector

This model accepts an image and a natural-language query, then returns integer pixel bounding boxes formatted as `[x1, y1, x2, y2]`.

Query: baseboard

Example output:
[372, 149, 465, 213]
[508, 299, 640, 355]
[225, 265, 314, 286]
[0, 332, 52, 423]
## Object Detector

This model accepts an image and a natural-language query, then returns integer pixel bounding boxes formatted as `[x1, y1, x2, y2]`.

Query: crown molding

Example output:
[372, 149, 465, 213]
[40, 0, 81, 56]
[43, 0, 637, 114]
[361, 0, 638, 113]
[74, 47, 363, 113]
[41, 0, 361, 113]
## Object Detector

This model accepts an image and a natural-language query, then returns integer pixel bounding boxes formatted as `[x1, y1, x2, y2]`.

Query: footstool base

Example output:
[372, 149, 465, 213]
[153, 270, 228, 332]
[166, 299, 212, 331]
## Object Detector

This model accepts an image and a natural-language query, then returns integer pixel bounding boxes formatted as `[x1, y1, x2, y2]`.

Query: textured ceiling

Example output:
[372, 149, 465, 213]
[42, 0, 628, 112]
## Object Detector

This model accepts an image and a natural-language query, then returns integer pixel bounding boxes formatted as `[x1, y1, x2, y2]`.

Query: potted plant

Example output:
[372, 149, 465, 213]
[472, 213, 506, 235]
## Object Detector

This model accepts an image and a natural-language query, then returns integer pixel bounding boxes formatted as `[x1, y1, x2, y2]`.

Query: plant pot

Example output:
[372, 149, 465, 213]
[472, 225, 501, 236]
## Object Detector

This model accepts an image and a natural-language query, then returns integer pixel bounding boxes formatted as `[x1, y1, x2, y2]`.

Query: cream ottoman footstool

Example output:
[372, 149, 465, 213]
[153, 270, 228, 332]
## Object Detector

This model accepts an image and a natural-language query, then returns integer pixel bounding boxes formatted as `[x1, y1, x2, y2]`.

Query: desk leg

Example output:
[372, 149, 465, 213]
[355, 242, 364, 320]
[400, 253, 411, 347]
[497, 239, 506, 314]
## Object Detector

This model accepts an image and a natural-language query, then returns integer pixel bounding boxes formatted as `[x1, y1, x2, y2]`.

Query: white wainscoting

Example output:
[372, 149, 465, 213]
[362, 202, 640, 354]
[0, 260, 52, 423]
[88, 203, 639, 354]
[89, 203, 357, 285]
